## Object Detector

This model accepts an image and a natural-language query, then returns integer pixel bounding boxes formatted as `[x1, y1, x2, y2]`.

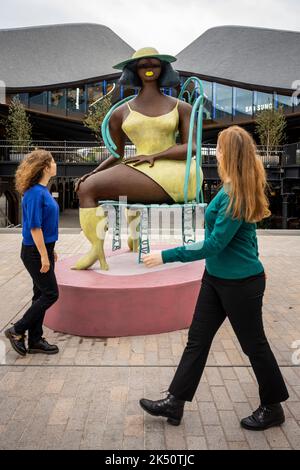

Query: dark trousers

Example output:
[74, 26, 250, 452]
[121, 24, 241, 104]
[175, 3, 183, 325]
[169, 268, 289, 406]
[14, 242, 59, 346]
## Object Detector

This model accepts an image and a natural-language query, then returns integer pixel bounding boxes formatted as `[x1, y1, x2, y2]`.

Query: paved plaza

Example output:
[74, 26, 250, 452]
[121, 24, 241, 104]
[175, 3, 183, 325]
[0, 231, 299, 450]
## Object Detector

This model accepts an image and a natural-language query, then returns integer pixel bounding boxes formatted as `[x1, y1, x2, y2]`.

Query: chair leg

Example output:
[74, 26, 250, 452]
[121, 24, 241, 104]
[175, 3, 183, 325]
[125, 208, 140, 252]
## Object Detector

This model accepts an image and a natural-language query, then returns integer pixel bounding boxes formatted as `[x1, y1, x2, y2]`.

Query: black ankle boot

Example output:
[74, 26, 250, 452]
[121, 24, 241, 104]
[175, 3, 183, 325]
[28, 338, 59, 355]
[5, 326, 27, 356]
[241, 403, 285, 431]
[139, 393, 185, 426]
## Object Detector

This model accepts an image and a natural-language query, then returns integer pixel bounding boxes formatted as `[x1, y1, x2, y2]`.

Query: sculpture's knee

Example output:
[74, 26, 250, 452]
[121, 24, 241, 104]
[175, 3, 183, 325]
[77, 180, 88, 199]
[77, 180, 97, 206]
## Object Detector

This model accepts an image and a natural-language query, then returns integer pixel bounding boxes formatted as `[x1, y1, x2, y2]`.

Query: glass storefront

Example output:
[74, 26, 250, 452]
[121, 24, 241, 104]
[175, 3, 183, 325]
[275, 93, 294, 113]
[87, 82, 103, 107]
[48, 89, 66, 115]
[29, 91, 47, 112]
[7, 76, 299, 122]
[233, 87, 253, 117]
[293, 88, 300, 112]
[253, 91, 273, 115]
[202, 80, 213, 120]
[213, 83, 232, 120]
[67, 87, 86, 116]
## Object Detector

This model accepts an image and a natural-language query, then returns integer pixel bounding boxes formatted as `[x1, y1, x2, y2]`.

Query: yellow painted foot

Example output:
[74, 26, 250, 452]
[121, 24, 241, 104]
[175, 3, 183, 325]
[127, 236, 139, 253]
[70, 248, 98, 270]
[71, 242, 109, 271]
[98, 257, 109, 271]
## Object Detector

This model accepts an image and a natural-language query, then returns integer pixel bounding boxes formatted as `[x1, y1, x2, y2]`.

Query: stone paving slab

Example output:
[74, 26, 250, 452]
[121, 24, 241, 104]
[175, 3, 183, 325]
[0, 233, 299, 450]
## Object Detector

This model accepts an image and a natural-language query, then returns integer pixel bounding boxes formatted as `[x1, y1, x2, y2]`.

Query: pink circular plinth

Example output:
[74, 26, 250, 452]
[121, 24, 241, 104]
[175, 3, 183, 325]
[44, 245, 204, 337]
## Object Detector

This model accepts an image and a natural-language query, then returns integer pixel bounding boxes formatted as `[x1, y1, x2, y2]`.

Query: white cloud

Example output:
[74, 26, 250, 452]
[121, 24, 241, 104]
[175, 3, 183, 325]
[0, 0, 299, 54]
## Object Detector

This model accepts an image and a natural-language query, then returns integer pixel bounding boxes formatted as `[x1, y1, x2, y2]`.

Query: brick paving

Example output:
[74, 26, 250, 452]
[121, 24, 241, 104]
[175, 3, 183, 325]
[0, 231, 299, 450]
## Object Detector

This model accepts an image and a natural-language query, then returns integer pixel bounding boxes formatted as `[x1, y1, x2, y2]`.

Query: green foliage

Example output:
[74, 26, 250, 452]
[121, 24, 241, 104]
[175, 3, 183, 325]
[83, 95, 112, 142]
[4, 97, 32, 152]
[255, 106, 287, 155]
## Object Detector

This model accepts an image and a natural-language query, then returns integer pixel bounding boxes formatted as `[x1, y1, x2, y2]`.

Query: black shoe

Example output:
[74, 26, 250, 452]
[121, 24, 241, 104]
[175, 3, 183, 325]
[139, 393, 185, 426]
[241, 403, 285, 431]
[4, 326, 27, 356]
[28, 338, 59, 355]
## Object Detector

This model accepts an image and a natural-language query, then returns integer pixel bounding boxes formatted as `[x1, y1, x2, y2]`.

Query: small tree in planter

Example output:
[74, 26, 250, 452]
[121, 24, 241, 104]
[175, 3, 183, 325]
[4, 97, 32, 160]
[84, 95, 112, 142]
[255, 106, 286, 161]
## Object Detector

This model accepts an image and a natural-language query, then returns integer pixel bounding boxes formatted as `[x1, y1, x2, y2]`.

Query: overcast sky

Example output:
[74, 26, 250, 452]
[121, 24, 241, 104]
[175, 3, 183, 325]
[0, 0, 299, 54]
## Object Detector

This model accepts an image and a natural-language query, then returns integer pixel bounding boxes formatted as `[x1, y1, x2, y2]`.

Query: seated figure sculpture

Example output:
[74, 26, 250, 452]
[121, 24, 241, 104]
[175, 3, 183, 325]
[73, 47, 203, 270]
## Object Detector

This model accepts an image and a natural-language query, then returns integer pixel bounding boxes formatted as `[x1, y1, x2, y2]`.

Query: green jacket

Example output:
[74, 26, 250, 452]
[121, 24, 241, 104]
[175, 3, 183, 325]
[162, 185, 264, 279]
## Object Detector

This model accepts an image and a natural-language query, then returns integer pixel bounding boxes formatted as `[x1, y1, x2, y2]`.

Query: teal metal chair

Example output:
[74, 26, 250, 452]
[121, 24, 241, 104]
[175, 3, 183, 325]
[99, 77, 207, 262]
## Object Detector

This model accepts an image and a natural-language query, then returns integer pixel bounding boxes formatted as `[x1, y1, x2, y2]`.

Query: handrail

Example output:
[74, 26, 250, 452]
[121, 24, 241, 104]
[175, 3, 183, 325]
[180, 77, 204, 204]
[89, 83, 116, 108]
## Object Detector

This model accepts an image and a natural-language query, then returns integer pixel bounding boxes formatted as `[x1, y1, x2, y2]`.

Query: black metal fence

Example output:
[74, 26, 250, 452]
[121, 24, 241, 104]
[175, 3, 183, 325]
[0, 140, 298, 167]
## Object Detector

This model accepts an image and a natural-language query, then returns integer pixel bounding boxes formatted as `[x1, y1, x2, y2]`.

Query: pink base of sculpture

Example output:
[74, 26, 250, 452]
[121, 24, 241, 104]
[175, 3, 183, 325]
[44, 244, 204, 337]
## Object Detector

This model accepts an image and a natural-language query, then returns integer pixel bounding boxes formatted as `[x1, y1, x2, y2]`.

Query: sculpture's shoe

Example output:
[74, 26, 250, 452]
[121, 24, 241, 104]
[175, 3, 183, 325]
[125, 208, 140, 253]
[71, 207, 109, 270]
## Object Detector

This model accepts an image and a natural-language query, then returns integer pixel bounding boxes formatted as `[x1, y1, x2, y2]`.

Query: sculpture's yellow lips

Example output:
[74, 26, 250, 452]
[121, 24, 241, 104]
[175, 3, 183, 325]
[145, 71, 154, 77]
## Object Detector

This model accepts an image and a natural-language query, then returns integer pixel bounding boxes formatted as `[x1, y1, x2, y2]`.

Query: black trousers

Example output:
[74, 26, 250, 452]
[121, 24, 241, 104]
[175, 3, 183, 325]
[14, 242, 59, 346]
[169, 268, 289, 406]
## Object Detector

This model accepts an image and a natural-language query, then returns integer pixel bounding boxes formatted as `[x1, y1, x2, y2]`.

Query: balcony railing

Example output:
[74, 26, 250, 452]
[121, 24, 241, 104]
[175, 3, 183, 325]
[0, 141, 299, 166]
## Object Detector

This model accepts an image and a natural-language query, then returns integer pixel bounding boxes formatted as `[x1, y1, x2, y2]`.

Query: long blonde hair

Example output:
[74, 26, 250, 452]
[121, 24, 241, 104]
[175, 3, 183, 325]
[217, 126, 271, 223]
[15, 149, 53, 196]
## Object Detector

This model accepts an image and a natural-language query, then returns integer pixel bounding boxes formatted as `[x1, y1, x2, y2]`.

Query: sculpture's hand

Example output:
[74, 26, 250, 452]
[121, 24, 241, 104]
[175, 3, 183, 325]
[74, 172, 95, 192]
[142, 252, 163, 268]
[125, 155, 155, 168]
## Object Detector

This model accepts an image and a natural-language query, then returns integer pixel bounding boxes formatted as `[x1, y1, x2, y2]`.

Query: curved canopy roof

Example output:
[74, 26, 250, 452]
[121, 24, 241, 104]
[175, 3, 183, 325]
[0, 23, 134, 89]
[1, 23, 299, 92]
[175, 25, 300, 91]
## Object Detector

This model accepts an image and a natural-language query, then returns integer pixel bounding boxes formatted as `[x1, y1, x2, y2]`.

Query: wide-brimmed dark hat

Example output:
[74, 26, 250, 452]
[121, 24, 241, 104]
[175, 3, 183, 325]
[113, 47, 177, 70]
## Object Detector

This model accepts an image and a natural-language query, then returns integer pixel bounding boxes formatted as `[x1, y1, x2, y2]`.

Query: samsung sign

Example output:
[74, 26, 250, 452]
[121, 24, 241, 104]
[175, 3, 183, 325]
[245, 103, 273, 113]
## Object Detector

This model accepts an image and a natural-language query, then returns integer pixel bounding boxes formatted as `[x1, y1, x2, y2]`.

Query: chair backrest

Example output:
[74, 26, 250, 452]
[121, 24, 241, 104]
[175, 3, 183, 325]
[101, 77, 205, 204]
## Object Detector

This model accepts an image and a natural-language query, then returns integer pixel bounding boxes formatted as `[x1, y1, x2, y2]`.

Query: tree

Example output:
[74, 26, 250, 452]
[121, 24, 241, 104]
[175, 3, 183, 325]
[255, 106, 287, 158]
[83, 95, 112, 143]
[4, 96, 32, 152]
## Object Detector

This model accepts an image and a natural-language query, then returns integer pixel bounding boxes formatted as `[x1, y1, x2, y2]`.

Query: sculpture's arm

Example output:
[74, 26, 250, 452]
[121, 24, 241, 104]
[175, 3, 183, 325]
[93, 107, 126, 172]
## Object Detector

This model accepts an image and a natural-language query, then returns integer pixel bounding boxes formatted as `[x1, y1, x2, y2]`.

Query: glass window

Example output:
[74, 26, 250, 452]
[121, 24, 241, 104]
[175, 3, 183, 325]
[177, 78, 212, 119]
[67, 87, 85, 115]
[106, 83, 115, 95]
[48, 89, 66, 115]
[29, 91, 47, 111]
[275, 93, 293, 113]
[292, 88, 300, 112]
[12, 93, 28, 106]
[233, 87, 253, 117]
[253, 91, 273, 114]
[214, 83, 232, 120]
[87, 82, 103, 107]
[103, 81, 115, 96]
[161, 87, 173, 96]
[202, 80, 212, 120]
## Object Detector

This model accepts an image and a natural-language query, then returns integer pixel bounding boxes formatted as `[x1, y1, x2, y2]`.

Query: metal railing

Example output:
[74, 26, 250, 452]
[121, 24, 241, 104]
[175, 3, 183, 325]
[0, 141, 137, 164]
[0, 140, 298, 167]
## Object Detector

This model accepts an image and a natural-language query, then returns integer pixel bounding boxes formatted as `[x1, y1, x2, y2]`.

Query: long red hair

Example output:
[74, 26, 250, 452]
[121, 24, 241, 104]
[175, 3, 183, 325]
[217, 126, 271, 223]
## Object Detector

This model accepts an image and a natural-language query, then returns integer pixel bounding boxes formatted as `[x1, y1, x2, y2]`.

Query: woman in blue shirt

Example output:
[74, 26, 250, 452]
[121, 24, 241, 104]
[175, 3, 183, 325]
[5, 149, 60, 356]
[139, 126, 289, 431]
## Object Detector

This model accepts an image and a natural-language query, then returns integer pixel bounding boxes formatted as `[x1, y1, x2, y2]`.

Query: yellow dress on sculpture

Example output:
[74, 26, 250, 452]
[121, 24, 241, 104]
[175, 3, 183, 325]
[121, 99, 202, 202]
